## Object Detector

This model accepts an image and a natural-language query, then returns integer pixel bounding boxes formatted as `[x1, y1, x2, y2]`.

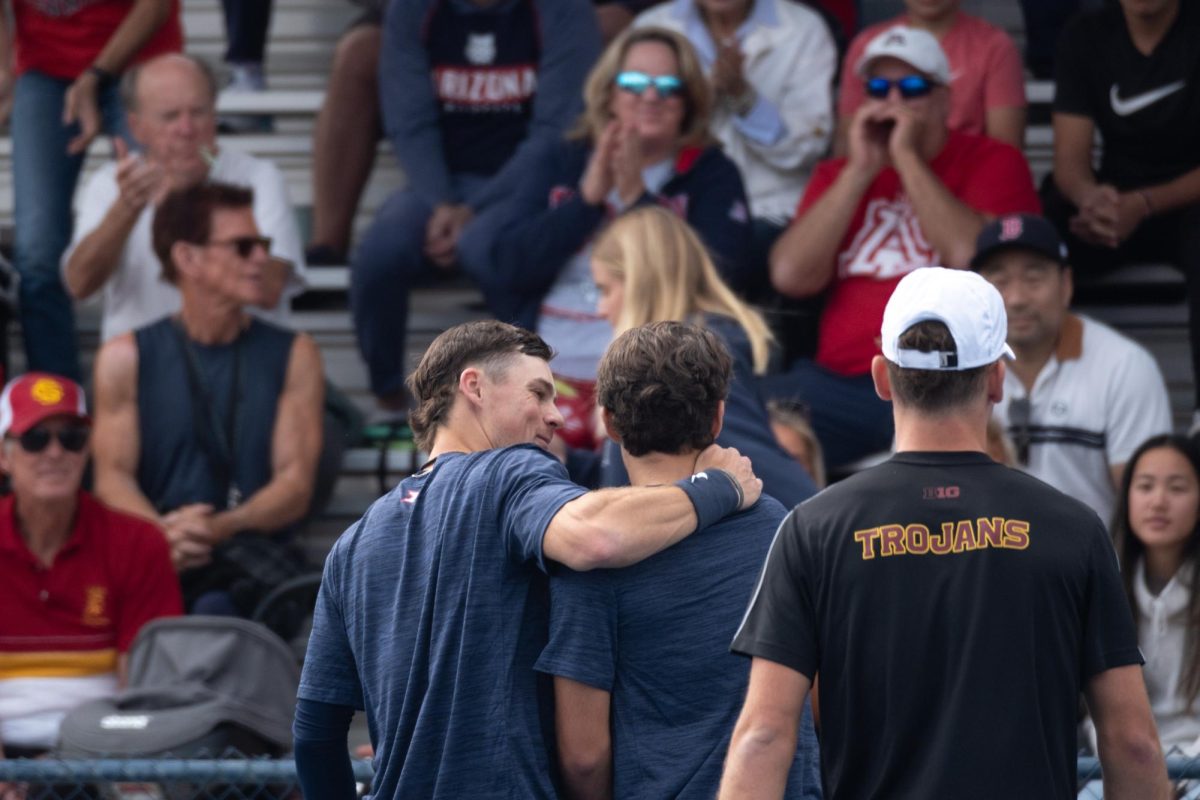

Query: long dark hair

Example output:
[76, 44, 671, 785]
[1112, 433, 1200, 708]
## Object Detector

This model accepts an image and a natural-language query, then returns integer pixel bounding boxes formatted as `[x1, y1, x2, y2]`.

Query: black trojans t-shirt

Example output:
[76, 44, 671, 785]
[733, 451, 1142, 799]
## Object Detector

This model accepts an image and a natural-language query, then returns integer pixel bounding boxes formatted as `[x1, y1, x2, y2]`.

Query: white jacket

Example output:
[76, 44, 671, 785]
[636, 0, 836, 221]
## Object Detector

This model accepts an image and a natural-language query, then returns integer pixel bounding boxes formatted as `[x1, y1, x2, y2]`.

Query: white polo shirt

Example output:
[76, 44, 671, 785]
[64, 146, 307, 342]
[992, 314, 1172, 526]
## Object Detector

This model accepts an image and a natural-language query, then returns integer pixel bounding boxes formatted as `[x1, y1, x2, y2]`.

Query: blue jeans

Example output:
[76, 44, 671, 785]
[759, 359, 894, 470]
[350, 174, 511, 398]
[12, 70, 129, 380]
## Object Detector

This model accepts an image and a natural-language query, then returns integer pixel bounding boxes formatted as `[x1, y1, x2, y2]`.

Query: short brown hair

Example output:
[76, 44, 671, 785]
[886, 321, 988, 413]
[152, 182, 254, 284]
[407, 321, 553, 452]
[597, 321, 730, 457]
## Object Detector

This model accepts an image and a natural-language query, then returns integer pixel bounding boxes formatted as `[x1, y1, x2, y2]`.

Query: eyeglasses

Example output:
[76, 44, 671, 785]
[206, 236, 272, 258]
[865, 75, 937, 100]
[615, 71, 685, 99]
[1007, 396, 1032, 466]
[11, 424, 90, 454]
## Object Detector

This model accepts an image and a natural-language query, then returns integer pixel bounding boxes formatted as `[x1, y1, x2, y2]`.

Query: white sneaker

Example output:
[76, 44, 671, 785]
[218, 62, 272, 133]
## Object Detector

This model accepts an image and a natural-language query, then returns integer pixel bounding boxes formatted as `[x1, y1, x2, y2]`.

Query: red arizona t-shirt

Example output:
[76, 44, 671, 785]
[13, 0, 183, 80]
[797, 131, 1040, 376]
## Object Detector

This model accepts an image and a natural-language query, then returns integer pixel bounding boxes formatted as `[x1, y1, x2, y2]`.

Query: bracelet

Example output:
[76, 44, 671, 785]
[1137, 190, 1154, 218]
[675, 468, 744, 530]
[87, 65, 116, 89]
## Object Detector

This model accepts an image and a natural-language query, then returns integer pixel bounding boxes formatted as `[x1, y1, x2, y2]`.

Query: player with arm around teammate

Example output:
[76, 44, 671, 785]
[292, 319, 760, 799]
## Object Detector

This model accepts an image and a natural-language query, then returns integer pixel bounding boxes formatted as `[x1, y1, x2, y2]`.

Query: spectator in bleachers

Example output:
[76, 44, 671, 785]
[766, 27, 1039, 471]
[974, 213, 1171, 526]
[1105, 435, 1200, 776]
[63, 53, 307, 344]
[90, 182, 323, 618]
[352, 0, 601, 419]
[634, 0, 837, 276]
[536, 321, 821, 799]
[768, 400, 826, 489]
[292, 319, 761, 799]
[304, 0, 386, 267]
[0, 372, 181, 760]
[490, 27, 751, 448]
[586, 207, 816, 507]
[217, 0, 273, 132]
[1, 0, 181, 382]
[304, 0, 647, 270]
[1045, 0, 1200, 431]
[835, 0, 1026, 154]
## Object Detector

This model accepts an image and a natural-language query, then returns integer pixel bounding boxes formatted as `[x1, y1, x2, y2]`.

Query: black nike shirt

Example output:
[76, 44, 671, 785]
[1054, 2, 1200, 187]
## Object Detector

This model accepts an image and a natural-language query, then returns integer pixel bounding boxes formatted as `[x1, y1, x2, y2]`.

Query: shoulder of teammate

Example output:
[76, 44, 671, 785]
[741, 493, 789, 527]
[490, 443, 573, 479]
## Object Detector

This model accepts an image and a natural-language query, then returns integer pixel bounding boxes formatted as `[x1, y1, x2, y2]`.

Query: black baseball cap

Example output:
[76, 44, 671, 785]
[970, 213, 1069, 270]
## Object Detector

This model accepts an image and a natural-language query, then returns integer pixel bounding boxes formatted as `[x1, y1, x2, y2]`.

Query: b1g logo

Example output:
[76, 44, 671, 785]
[922, 485, 960, 500]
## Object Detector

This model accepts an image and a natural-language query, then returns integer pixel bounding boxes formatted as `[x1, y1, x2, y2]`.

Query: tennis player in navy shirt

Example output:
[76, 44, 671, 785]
[537, 321, 821, 798]
[292, 320, 762, 799]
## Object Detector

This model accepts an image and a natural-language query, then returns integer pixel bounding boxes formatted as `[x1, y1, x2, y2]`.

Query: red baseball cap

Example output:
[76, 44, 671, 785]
[0, 373, 89, 437]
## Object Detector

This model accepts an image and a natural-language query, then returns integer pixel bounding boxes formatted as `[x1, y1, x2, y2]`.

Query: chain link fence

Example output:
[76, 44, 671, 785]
[0, 752, 374, 800]
[1076, 751, 1200, 799]
[3, 753, 1200, 798]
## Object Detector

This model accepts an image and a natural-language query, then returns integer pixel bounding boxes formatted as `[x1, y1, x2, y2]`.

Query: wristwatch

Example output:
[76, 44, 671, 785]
[87, 65, 116, 88]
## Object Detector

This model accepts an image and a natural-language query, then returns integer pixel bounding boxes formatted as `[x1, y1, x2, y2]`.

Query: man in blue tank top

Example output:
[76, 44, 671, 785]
[90, 182, 325, 616]
[291, 319, 763, 799]
[537, 321, 821, 799]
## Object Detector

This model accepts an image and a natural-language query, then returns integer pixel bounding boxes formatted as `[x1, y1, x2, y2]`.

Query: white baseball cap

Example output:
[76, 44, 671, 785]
[854, 26, 951, 85]
[881, 267, 1015, 371]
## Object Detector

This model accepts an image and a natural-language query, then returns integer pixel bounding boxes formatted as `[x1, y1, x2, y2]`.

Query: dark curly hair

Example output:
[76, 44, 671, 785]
[406, 321, 553, 452]
[597, 321, 731, 457]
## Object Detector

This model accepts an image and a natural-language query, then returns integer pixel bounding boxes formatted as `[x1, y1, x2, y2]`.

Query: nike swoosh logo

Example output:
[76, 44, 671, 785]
[1110, 80, 1186, 116]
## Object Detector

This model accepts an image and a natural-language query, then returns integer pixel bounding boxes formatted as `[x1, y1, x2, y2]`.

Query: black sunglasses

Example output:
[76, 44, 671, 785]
[12, 424, 90, 454]
[206, 235, 272, 258]
[1007, 396, 1032, 466]
[865, 75, 936, 100]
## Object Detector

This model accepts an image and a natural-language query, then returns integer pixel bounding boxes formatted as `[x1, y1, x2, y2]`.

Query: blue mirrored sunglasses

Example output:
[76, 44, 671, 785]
[615, 71, 685, 98]
[865, 75, 936, 100]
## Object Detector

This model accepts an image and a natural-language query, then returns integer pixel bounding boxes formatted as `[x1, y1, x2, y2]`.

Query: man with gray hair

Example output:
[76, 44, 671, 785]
[63, 52, 306, 342]
[720, 267, 1169, 799]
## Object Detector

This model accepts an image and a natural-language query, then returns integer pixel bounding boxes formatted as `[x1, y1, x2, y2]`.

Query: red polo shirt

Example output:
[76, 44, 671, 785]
[0, 491, 181, 676]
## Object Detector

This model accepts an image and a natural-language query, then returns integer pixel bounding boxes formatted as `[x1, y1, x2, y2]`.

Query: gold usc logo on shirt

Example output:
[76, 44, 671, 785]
[82, 585, 110, 627]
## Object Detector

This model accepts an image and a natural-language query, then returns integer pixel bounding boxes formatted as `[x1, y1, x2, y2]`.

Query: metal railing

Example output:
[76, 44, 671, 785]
[0, 756, 374, 800]
[3, 755, 1198, 798]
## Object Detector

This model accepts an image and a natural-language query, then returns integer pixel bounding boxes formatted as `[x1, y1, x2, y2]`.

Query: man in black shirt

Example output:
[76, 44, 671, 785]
[719, 267, 1169, 799]
[1046, 0, 1200, 425]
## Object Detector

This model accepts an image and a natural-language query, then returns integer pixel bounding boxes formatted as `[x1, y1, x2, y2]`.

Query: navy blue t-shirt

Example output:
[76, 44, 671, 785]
[536, 495, 822, 799]
[298, 445, 587, 799]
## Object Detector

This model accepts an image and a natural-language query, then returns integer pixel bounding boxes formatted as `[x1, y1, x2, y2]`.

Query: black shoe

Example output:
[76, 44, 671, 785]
[305, 244, 347, 266]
